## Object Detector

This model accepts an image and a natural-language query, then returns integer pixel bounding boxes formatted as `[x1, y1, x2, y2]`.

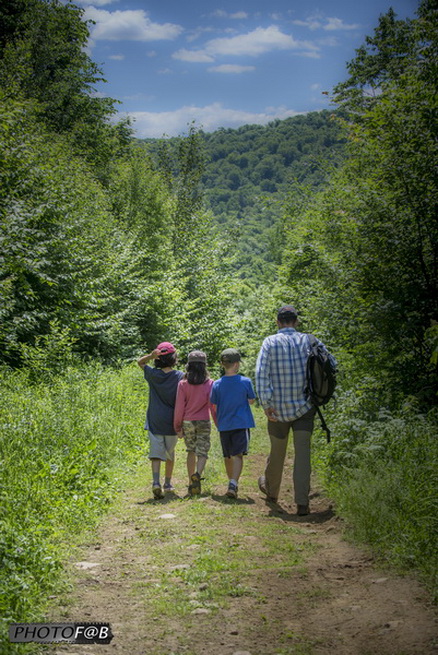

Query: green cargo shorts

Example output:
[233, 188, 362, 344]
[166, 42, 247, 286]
[183, 420, 211, 458]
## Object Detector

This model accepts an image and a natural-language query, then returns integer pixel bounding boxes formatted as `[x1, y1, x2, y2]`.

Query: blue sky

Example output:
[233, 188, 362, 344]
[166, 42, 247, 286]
[75, 0, 419, 137]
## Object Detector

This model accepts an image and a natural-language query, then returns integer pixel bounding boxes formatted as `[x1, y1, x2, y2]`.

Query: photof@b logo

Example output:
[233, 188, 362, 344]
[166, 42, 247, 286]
[9, 622, 113, 644]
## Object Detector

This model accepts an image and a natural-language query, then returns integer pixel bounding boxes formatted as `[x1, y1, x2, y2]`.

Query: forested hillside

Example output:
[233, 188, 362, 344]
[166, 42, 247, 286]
[0, 1, 437, 651]
[146, 110, 347, 279]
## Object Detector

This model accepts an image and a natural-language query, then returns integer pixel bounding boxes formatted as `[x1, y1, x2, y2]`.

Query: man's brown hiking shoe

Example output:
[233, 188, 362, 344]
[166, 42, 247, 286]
[258, 475, 277, 502]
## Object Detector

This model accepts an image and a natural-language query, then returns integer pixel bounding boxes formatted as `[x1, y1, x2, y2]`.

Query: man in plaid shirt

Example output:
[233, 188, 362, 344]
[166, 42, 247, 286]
[256, 305, 334, 515]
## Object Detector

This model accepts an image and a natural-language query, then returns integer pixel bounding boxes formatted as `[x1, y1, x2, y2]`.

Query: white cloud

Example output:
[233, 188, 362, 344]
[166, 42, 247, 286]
[292, 17, 322, 30]
[121, 103, 304, 138]
[108, 54, 125, 60]
[207, 64, 255, 73]
[300, 50, 321, 60]
[173, 25, 319, 61]
[123, 93, 155, 102]
[206, 26, 315, 56]
[230, 12, 248, 19]
[324, 17, 359, 31]
[75, 0, 119, 5]
[318, 37, 339, 47]
[84, 7, 183, 41]
[292, 15, 359, 31]
[186, 26, 215, 43]
[172, 49, 215, 63]
[211, 10, 248, 19]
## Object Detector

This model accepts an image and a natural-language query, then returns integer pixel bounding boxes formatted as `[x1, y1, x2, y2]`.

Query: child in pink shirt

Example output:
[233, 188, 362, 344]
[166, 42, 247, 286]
[174, 350, 216, 496]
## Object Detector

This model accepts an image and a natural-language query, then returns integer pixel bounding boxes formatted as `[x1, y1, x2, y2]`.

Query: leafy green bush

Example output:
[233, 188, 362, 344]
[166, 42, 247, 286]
[314, 386, 438, 597]
[0, 360, 147, 652]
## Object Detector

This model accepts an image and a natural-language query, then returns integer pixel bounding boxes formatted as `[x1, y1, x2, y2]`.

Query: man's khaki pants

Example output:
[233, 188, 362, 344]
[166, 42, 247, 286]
[264, 408, 316, 505]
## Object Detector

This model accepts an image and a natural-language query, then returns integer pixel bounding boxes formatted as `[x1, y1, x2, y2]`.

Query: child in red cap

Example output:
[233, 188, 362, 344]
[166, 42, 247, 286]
[138, 342, 183, 499]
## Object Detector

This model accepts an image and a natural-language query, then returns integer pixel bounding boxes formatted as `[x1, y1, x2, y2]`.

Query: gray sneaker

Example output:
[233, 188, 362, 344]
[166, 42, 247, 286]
[152, 484, 164, 499]
[226, 482, 238, 498]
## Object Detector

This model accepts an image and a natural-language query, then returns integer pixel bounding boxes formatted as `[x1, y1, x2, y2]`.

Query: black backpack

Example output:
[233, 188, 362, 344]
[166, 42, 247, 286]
[305, 334, 337, 442]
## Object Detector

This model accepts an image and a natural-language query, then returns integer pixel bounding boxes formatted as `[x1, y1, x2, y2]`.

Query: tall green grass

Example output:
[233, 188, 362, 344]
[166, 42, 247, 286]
[0, 361, 147, 652]
[313, 381, 438, 599]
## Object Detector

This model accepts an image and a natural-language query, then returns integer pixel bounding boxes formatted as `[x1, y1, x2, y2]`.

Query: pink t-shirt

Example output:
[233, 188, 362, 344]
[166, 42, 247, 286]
[173, 378, 216, 433]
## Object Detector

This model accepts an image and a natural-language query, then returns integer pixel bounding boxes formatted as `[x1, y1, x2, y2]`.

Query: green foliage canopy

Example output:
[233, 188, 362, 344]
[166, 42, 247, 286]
[278, 0, 437, 402]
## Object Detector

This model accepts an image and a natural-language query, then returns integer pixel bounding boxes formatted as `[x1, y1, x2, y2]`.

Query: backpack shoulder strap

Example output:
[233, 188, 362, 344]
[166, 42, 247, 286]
[316, 406, 331, 443]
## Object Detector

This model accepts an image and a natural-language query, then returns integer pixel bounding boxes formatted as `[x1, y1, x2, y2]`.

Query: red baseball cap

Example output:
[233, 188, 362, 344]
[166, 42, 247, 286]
[157, 341, 176, 354]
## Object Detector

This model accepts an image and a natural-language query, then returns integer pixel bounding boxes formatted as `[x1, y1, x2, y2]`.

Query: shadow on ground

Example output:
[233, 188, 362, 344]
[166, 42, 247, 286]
[211, 493, 256, 505]
[266, 502, 336, 523]
[137, 491, 256, 506]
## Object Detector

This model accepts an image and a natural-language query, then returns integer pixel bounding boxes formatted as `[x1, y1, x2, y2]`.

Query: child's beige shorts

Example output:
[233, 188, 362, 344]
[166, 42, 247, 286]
[148, 432, 178, 461]
[183, 420, 211, 458]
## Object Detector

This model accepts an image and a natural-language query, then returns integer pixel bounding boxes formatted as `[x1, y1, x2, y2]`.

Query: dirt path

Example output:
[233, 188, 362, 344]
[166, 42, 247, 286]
[49, 453, 437, 655]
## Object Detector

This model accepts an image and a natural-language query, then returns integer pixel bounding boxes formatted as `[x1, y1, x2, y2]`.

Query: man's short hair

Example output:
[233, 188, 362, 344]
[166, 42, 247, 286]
[277, 305, 298, 323]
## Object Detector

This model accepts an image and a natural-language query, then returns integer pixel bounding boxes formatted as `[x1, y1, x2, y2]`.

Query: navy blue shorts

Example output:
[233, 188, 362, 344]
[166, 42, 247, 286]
[220, 428, 250, 458]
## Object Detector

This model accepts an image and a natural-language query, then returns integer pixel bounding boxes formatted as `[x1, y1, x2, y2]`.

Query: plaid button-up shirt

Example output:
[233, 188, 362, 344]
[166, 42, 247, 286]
[256, 327, 331, 422]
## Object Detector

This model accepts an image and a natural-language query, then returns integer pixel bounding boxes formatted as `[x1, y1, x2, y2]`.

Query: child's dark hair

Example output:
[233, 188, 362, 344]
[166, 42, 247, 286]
[154, 353, 177, 368]
[185, 361, 208, 385]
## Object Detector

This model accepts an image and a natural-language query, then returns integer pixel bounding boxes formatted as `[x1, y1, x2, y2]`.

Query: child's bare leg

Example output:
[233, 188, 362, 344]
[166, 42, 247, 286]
[187, 451, 196, 478]
[224, 456, 233, 480]
[151, 458, 161, 474]
[163, 458, 175, 490]
[151, 458, 161, 486]
[196, 455, 207, 475]
[188, 454, 207, 496]
[225, 455, 242, 498]
[231, 454, 243, 482]
[165, 458, 174, 480]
